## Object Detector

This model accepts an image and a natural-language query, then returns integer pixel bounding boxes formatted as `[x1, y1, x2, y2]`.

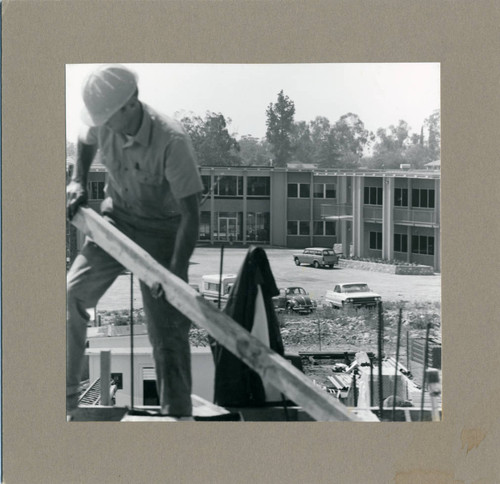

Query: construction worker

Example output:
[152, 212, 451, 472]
[66, 64, 203, 421]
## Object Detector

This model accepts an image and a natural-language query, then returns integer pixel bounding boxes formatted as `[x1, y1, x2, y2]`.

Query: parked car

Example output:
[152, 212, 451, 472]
[324, 282, 381, 309]
[273, 286, 316, 314]
[293, 247, 339, 268]
[201, 273, 237, 307]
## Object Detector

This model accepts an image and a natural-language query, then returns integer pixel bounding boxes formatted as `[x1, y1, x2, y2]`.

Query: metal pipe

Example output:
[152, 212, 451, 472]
[406, 330, 411, 371]
[352, 369, 358, 407]
[218, 245, 224, 310]
[378, 302, 384, 420]
[369, 355, 374, 407]
[392, 308, 403, 421]
[419, 323, 431, 421]
[130, 272, 134, 410]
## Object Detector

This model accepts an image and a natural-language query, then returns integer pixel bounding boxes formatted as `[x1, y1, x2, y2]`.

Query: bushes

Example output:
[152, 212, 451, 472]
[98, 301, 441, 354]
[343, 255, 421, 267]
[277, 302, 441, 353]
[98, 309, 147, 326]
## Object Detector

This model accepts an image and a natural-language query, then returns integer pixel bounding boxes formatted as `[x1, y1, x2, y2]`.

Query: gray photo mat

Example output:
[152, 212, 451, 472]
[2, 1, 499, 483]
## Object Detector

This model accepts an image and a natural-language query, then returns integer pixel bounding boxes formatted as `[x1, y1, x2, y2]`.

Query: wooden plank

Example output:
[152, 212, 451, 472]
[71, 208, 359, 422]
[355, 351, 371, 366]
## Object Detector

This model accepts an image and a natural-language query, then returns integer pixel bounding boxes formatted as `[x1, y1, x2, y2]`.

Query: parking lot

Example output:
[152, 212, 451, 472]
[97, 247, 441, 311]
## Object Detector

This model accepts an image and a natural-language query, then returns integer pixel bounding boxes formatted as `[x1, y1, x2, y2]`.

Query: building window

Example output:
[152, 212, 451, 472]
[288, 220, 309, 235]
[313, 183, 324, 198]
[369, 231, 382, 250]
[313, 220, 336, 236]
[412, 189, 435, 208]
[215, 176, 243, 197]
[364, 186, 383, 205]
[214, 211, 243, 241]
[300, 184, 310, 198]
[395, 188, 408, 207]
[325, 184, 336, 198]
[412, 235, 435, 255]
[325, 221, 335, 235]
[394, 233, 408, 252]
[201, 175, 211, 195]
[287, 220, 298, 235]
[111, 373, 123, 390]
[313, 183, 336, 199]
[199, 212, 211, 240]
[288, 183, 310, 198]
[247, 177, 270, 196]
[88, 181, 105, 200]
[247, 212, 270, 241]
[299, 221, 310, 235]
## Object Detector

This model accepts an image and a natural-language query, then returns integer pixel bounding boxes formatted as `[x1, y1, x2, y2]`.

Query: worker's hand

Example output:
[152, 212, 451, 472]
[150, 282, 165, 300]
[66, 181, 88, 220]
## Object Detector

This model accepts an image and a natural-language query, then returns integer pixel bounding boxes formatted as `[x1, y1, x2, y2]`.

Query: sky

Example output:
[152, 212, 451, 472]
[66, 63, 440, 143]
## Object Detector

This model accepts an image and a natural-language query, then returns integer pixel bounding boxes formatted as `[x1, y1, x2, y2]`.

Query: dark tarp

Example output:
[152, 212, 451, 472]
[211, 246, 285, 407]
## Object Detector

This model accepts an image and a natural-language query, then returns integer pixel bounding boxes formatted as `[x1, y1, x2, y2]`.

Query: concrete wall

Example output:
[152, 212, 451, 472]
[87, 345, 216, 405]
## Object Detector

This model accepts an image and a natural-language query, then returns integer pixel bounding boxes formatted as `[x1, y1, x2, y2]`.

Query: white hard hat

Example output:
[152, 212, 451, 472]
[81, 64, 138, 127]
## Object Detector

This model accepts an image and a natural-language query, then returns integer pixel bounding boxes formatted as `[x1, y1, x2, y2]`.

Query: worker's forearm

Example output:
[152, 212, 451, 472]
[170, 211, 200, 279]
[71, 141, 97, 185]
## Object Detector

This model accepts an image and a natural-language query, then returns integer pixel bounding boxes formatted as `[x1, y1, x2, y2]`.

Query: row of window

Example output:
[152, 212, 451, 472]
[87, 178, 434, 210]
[201, 176, 339, 199]
[364, 187, 436, 209]
[287, 220, 336, 236]
[201, 175, 271, 197]
[395, 188, 435, 208]
[369, 231, 435, 255]
[287, 183, 337, 199]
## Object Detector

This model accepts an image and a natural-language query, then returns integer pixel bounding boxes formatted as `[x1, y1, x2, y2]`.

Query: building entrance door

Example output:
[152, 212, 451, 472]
[218, 216, 238, 241]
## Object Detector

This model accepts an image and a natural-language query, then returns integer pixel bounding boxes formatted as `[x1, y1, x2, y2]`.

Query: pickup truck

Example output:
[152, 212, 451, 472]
[293, 247, 339, 269]
[324, 282, 381, 309]
[200, 273, 237, 307]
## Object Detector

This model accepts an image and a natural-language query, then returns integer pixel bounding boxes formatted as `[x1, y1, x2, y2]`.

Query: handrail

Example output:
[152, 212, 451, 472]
[71, 207, 361, 421]
[78, 378, 101, 405]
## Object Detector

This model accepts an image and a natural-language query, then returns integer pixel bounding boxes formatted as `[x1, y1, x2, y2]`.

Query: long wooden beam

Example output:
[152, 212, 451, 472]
[71, 207, 360, 421]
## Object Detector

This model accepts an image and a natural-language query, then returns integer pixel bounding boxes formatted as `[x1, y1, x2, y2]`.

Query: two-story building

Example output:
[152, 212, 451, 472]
[66, 163, 441, 271]
[198, 166, 440, 271]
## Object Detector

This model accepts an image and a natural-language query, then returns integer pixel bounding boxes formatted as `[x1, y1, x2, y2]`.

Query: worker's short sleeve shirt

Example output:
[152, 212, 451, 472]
[79, 104, 203, 230]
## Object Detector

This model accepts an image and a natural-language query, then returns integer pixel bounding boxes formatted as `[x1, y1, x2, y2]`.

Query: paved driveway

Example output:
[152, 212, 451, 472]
[97, 247, 441, 311]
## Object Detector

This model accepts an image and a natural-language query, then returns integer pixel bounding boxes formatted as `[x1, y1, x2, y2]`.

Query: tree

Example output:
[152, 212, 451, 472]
[265, 90, 296, 167]
[403, 144, 432, 168]
[363, 113, 442, 169]
[180, 111, 240, 166]
[331, 113, 371, 167]
[238, 135, 273, 166]
[307, 116, 339, 168]
[424, 109, 440, 160]
[290, 121, 315, 164]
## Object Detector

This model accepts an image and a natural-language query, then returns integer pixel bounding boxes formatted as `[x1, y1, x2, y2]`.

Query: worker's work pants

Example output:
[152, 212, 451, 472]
[66, 216, 192, 416]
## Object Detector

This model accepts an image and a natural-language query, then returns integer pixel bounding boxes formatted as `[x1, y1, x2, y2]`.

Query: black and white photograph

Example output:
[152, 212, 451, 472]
[66, 62, 441, 422]
[4, 1, 500, 482]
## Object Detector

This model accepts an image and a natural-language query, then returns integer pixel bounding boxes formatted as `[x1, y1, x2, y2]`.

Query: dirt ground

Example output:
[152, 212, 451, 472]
[98, 247, 441, 311]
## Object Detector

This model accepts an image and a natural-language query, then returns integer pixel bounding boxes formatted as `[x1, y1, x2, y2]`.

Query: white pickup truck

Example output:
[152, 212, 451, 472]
[324, 282, 381, 309]
[201, 273, 237, 307]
